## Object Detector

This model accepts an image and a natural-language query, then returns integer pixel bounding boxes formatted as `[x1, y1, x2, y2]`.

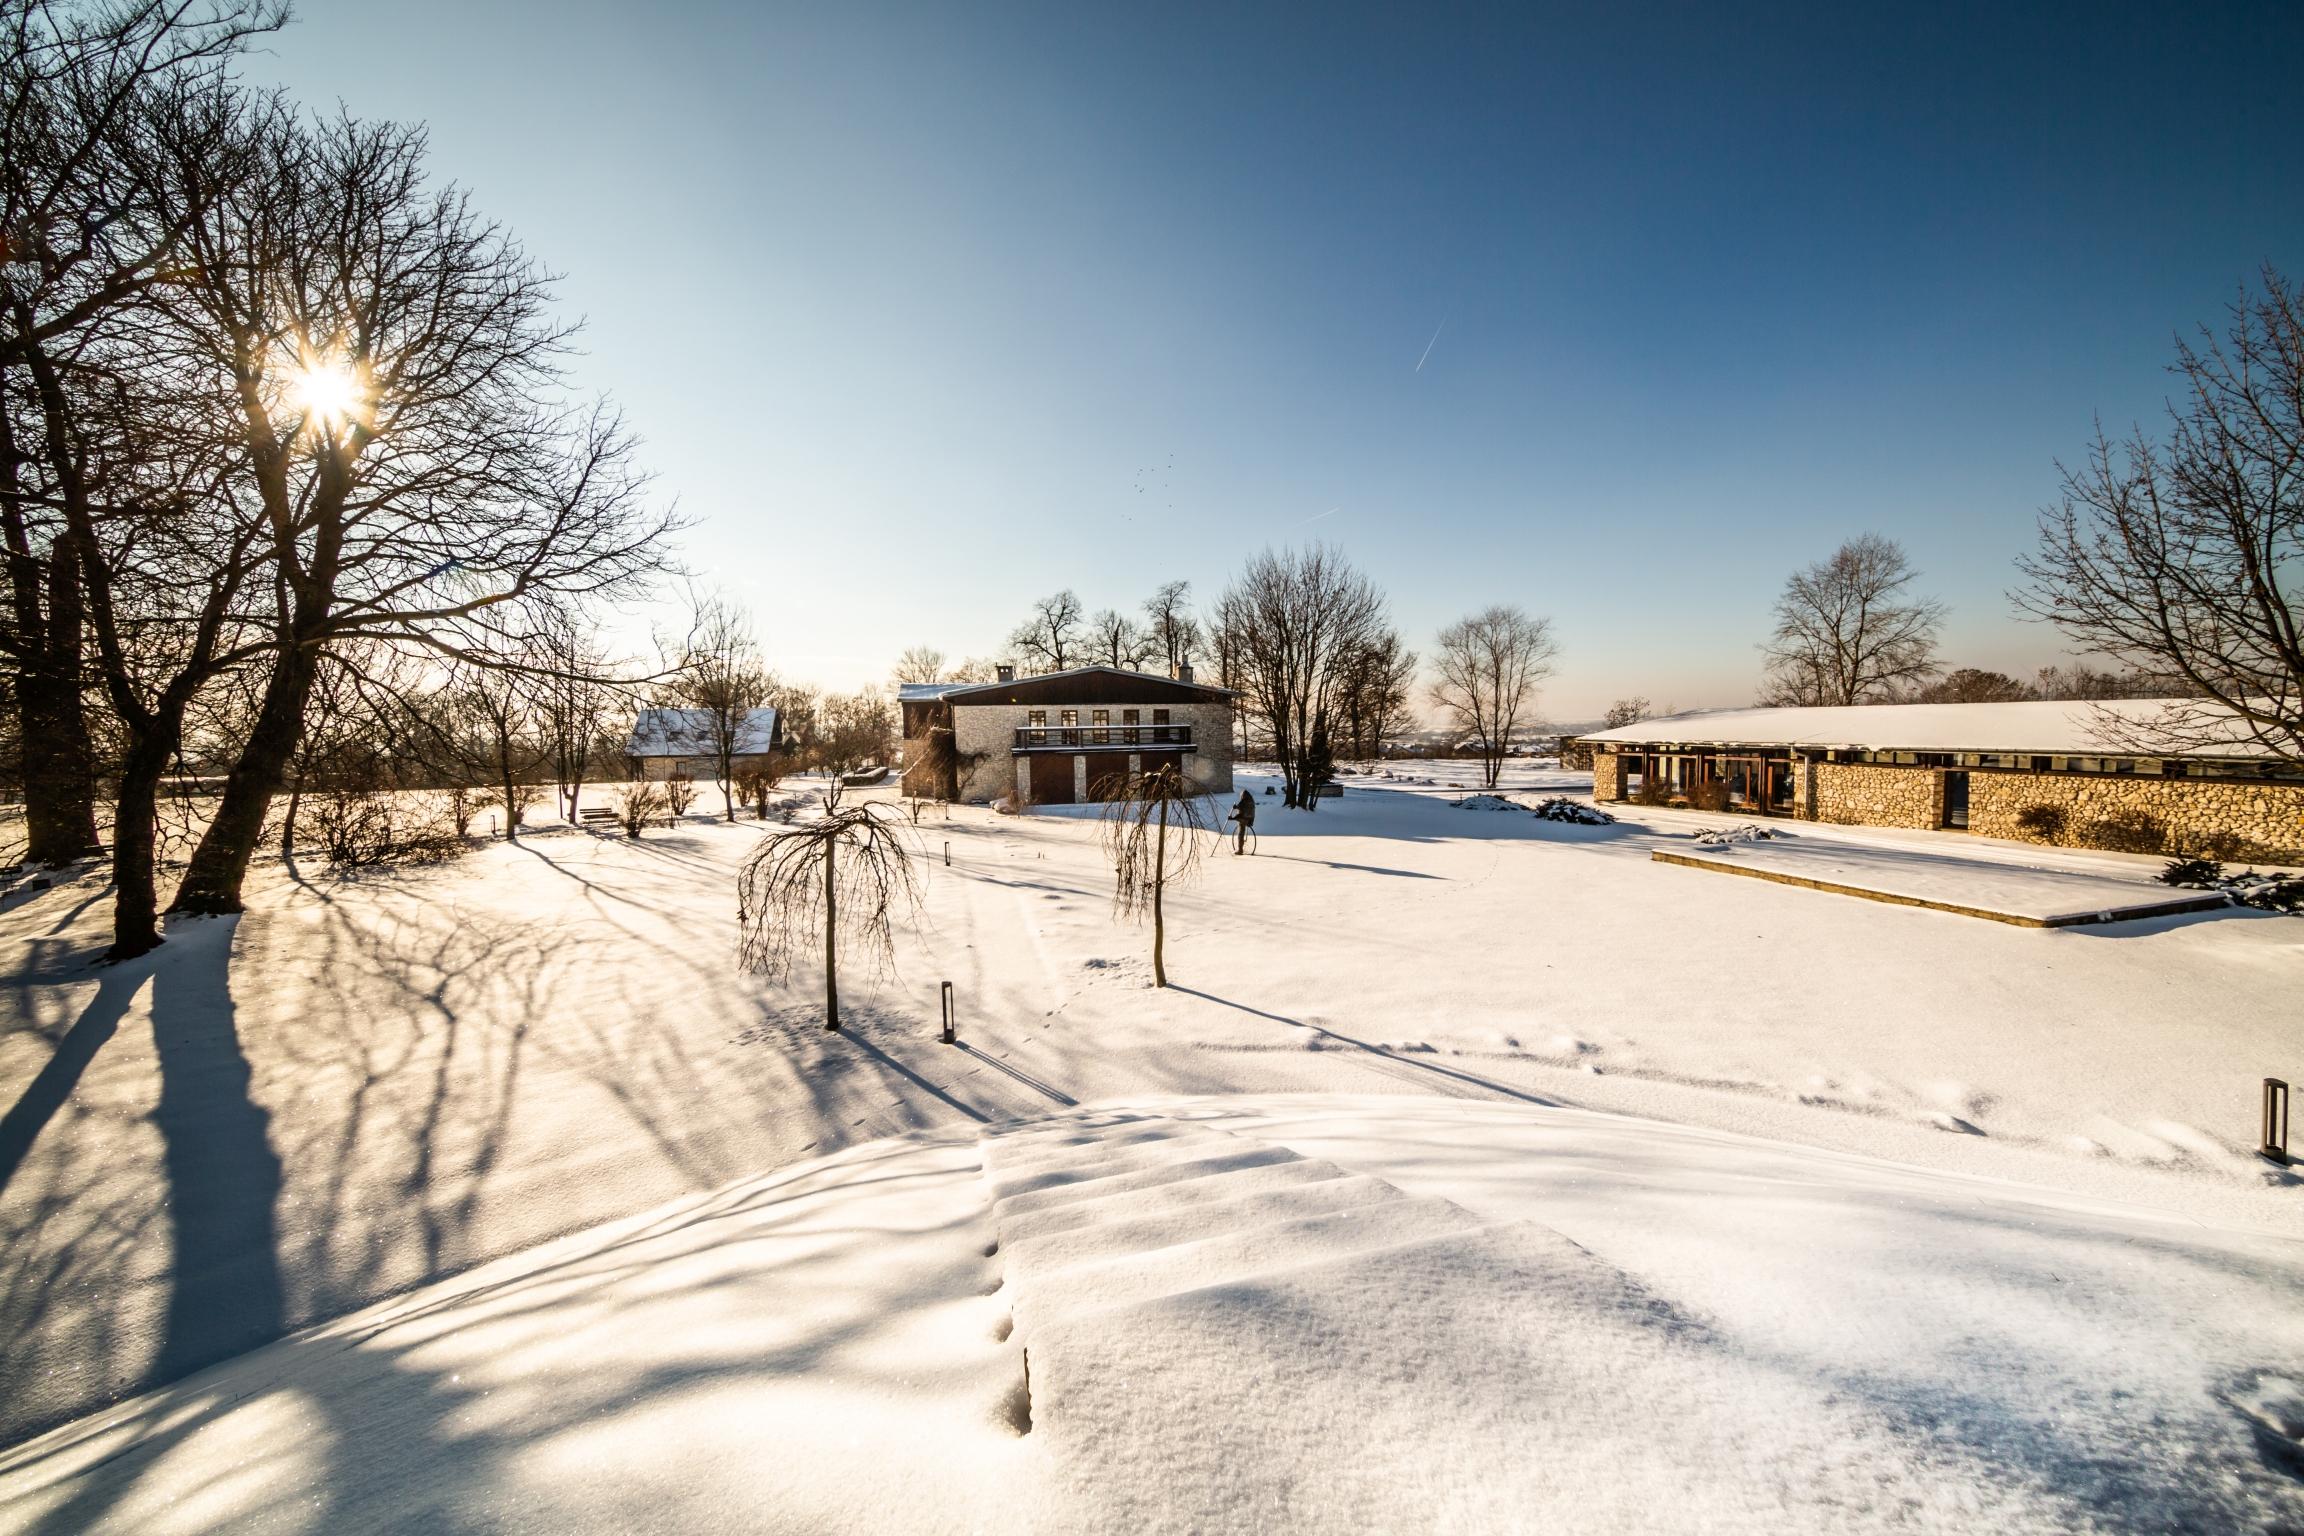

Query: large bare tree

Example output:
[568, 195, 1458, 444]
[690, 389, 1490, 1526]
[2017, 267, 2304, 764]
[1216, 544, 1386, 806]
[162, 106, 671, 914]
[1, 0, 284, 867]
[1430, 604, 1557, 789]
[1760, 534, 1944, 706]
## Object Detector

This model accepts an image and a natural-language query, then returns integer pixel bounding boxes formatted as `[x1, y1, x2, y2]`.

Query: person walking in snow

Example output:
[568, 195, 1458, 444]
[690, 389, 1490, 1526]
[1230, 789, 1256, 855]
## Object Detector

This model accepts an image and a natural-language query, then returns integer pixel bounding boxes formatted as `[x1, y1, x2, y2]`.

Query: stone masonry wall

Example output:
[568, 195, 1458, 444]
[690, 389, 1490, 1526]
[1591, 750, 1624, 801]
[1812, 761, 1944, 831]
[1970, 771, 2304, 861]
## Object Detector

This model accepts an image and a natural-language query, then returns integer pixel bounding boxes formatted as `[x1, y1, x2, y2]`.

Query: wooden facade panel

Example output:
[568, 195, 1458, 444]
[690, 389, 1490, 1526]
[1029, 753, 1076, 805]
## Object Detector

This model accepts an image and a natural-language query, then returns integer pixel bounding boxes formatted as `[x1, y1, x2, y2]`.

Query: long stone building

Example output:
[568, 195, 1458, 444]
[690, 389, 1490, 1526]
[1578, 700, 2304, 861]
[898, 664, 1236, 805]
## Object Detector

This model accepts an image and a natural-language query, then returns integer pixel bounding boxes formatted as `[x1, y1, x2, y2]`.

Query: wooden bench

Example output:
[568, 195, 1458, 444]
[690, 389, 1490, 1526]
[576, 807, 618, 824]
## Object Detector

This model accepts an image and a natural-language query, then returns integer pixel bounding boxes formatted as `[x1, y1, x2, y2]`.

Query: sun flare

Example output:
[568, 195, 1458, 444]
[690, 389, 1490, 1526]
[287, 351, 365, 431]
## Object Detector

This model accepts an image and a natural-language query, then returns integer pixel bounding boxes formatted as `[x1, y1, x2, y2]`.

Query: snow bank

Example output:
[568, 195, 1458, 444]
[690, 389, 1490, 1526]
[13, 1096, 2301, 1532]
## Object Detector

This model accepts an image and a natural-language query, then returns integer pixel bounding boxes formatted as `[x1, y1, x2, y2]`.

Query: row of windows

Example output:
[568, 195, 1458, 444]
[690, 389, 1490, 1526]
[1027, 708, 1171, 727]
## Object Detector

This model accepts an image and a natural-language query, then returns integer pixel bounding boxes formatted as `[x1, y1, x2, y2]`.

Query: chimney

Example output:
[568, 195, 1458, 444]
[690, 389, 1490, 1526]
[1177, 663, 1194, 684]
[996, 663, 1015, 683]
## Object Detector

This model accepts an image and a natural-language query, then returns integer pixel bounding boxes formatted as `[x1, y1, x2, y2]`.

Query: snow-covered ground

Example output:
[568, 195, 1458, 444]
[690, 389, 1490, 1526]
[3, 763, 2300, 1487]
[3, 1096, 2299, 1533]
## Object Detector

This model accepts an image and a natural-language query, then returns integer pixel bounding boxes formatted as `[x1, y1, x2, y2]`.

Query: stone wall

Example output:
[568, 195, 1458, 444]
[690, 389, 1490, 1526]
[1591, 750, 1624, 801]
[1970, 771, 2304, 861]
[1811, 761, 1943, 830]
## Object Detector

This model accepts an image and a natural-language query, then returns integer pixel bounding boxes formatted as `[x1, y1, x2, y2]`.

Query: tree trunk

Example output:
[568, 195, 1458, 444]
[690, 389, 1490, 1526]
[1151, 795, 1168, 988]
[109, 731, 177, 959]
[11, 548, 101, 864]
[171, 643, 318, 914]
[278, 782, 300, 861]
[822, 834, 839, 1030]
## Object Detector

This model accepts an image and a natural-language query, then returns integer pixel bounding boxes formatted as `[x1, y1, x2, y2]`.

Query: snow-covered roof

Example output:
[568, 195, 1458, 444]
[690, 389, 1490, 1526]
[897, 682, 965, 703]
[1577, 698, 2276, 758]
[626, 706, 779, 757]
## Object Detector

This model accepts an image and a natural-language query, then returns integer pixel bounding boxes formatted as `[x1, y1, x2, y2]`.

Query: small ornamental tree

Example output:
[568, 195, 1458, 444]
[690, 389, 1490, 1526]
[1099, 765, 1214, 988]
[737, 789, 923, 1030]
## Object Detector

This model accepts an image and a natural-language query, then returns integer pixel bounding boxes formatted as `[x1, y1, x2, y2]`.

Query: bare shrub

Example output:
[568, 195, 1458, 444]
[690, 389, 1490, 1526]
[615, 780, 668, 838]
[664, 774, 698, 817]
[1686, 778, 1731, 813]
[312, 792, 462, 869]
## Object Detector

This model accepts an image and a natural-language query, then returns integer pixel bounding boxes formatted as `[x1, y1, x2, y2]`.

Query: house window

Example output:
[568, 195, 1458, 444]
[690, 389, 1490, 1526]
[1060, 710, 1078, 727]
[1028, 710, 1046, 727]
[1122, 709, 1140, 725]
[1093, 709, 1110, 725]
[1152, 708, 1170, 725]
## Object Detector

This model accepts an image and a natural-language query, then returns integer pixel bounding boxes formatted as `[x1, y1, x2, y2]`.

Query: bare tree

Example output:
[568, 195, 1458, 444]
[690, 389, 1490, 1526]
[1, 0, 286, 867]
[1217, 544, 1387, 806]
[457, 665, 543, 840]
[1142, 579, 1201, 676]
[1431, 604, 1558, 790]
[947, 655, 1000, 683]
[2017, 267, 2304, 763]
[811, 687, 892, 776]
[1904, 668, 2033, 704]
[536, 612, 624, 823]
[1333, 628, 1417, 761]
[1602, 697, 1651, 729]
[2033, 662, 2182, 701]
[164, 104, 673, 916]
[891, 643, 945, 686]
[1761, 534, 1944, 706]
[736, 790, 923, 1030]
[1009, 588, 1083, 673]
[1086, 606, 1149, 669]
[1099, 763, 1212, 988]
[665, 594, 770, 821]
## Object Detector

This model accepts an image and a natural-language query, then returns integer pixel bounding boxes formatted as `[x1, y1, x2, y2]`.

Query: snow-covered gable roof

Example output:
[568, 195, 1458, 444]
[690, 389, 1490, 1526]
[897, 682, 965, 703]
[626, 706, 779, 757]
[1577, 699, 2275, 758]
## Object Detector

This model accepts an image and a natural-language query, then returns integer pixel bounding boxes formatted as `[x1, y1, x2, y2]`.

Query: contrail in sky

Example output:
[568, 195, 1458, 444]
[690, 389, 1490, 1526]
[1415, 308, 1452, 372]
[1287, 506, 1340, 528]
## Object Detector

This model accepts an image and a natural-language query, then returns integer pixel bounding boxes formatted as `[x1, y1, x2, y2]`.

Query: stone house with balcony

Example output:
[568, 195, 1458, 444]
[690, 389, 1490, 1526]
[898, 664, 1236, 805]
[1575, 699, 2304, 861]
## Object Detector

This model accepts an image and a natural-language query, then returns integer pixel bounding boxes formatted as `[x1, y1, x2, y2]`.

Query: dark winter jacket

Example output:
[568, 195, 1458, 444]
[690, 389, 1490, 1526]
[1234, 791, 1256, 827]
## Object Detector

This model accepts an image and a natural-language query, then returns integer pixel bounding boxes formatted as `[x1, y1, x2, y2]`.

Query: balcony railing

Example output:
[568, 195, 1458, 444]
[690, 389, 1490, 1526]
[1013, 725, 1195, 752]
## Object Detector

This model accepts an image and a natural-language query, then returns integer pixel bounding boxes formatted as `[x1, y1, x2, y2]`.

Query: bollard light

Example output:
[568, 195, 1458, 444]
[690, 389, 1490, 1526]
[2262, 1078, 2291, 1165]
[941, 981, 957, 1045]
[944, 840, 951, 867]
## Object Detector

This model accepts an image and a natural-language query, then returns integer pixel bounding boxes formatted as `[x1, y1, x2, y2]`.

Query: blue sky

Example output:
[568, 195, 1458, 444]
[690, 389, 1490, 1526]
[256, 1, 2304, 720]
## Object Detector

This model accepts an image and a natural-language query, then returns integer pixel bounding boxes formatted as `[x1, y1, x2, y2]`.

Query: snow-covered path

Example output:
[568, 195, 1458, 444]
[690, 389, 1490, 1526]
[3, 768, 2299, 1451]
